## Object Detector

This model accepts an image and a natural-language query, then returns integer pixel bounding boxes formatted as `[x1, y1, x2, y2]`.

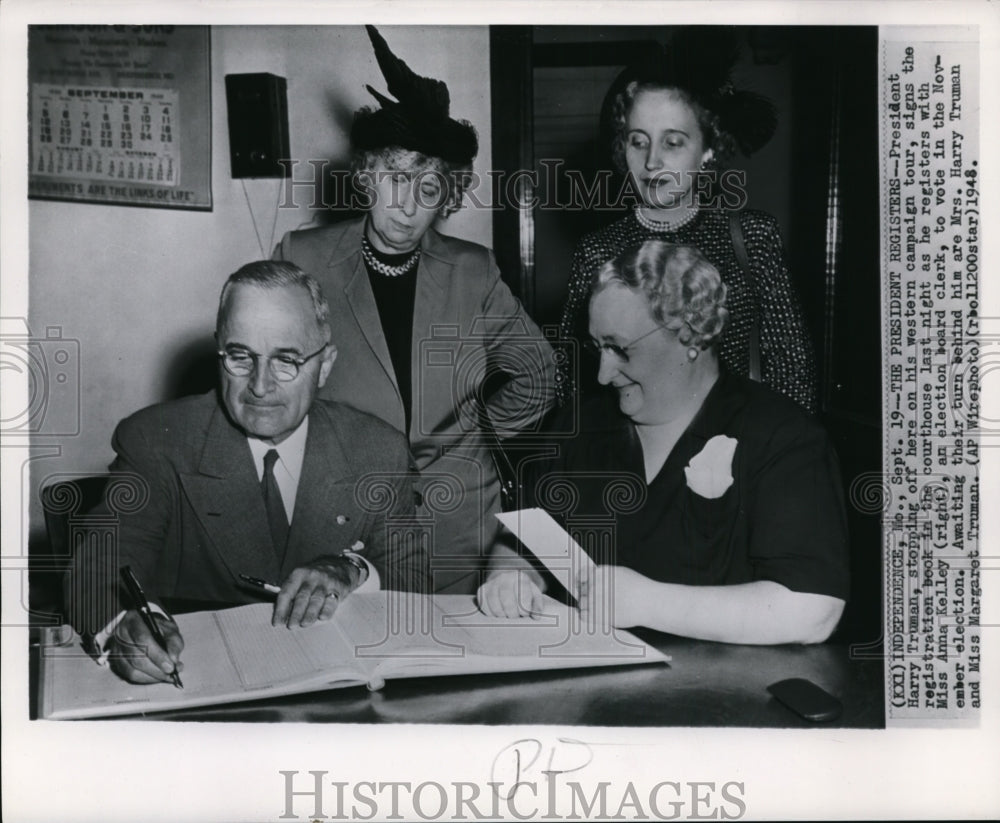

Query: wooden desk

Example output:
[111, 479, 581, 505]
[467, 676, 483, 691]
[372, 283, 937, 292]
[90, 631, 883, 727]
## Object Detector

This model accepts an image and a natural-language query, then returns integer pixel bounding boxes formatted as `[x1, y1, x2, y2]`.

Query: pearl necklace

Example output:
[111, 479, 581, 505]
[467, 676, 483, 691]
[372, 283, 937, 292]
[634, 206, 700, 233]
[361, 235, 421, 277]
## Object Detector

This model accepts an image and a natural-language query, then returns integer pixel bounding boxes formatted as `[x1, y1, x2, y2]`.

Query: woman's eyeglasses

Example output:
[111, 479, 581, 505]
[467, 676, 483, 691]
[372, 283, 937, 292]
[585, 325, 668, 364]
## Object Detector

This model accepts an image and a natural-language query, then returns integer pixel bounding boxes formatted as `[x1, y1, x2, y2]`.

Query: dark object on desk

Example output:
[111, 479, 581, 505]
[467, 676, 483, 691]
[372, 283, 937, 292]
[767, 677, 842, 722]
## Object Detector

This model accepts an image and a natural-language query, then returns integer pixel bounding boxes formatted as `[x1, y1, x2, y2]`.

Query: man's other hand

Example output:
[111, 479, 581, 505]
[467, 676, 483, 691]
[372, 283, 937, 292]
[273, 556, 363, 628]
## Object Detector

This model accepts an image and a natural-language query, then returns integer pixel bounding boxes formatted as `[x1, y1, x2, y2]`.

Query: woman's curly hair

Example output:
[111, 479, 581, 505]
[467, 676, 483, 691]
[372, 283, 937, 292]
[592, 240, 729, 350]
[351, 144, 474, 218]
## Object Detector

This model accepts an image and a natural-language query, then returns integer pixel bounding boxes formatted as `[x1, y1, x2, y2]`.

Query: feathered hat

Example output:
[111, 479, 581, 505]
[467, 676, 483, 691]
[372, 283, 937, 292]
[351, 25, 479, 165]
[602, 26, 777, 157]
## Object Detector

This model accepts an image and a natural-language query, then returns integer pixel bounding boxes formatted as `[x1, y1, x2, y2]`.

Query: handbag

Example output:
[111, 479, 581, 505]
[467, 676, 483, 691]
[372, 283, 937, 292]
[729, 210, 762, 382]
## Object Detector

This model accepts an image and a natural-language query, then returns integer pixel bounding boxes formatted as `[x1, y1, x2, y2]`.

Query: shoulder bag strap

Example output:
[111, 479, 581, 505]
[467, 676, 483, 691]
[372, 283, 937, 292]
[729, 210, 761, 382]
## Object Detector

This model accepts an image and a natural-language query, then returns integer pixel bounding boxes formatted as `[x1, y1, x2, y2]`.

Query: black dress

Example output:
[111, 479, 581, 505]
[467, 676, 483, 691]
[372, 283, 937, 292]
[363, 245, 419, 432]
[529, 370, 849, 600]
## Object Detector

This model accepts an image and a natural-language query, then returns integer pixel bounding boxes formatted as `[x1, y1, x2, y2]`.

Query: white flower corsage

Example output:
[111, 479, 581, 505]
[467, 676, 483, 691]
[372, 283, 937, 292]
[684, 435, 738, 499]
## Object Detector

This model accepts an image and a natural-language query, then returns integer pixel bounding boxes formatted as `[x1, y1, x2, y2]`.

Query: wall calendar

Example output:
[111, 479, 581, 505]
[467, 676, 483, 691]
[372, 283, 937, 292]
[28, 26, 212, 210]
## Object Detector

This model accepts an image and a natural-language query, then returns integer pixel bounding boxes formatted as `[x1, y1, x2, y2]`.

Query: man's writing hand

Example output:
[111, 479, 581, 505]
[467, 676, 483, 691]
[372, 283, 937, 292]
[108, 611, 184, 685]
[273, 556, 363, 628]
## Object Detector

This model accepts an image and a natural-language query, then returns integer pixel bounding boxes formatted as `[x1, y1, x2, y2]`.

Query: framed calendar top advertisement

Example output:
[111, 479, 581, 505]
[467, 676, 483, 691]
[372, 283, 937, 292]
[28, 25, 212, 210]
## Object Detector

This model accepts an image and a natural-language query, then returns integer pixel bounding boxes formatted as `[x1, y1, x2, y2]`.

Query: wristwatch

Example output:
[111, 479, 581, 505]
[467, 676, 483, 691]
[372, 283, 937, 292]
[341, 551, 369, 587]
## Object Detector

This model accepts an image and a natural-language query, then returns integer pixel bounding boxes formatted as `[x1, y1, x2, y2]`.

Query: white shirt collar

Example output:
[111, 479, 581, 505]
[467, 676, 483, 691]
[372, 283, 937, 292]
[246, 415, 309, 484]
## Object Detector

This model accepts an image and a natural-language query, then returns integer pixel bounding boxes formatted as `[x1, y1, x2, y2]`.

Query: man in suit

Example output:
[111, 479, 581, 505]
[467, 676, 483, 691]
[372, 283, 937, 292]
[67, 261, 426, 685]
[275, 27, 556, 594]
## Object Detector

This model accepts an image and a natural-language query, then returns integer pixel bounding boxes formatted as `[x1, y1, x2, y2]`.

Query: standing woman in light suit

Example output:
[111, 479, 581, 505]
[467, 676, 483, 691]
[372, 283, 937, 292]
[276, 27, 556, 594]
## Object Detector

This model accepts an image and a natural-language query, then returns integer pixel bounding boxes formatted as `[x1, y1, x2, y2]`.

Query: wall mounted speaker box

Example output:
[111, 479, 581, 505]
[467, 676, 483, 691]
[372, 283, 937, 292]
[225, 73, 290, 178]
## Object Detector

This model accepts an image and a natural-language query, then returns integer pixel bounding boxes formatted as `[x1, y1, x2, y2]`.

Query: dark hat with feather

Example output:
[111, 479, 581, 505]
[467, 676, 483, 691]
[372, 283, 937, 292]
[602, 26, 777, 157]
[351, 25, 479, 165]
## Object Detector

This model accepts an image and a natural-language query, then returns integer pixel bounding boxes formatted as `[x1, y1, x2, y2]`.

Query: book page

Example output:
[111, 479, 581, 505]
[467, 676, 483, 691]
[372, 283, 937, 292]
[435, 595, 661, 660]
[367, 595, 667, 681]
[335, 592, 473, 665]
[41, 608, 244, 718]
[213, 604, 361, 689]
[40, 603, 365, 718]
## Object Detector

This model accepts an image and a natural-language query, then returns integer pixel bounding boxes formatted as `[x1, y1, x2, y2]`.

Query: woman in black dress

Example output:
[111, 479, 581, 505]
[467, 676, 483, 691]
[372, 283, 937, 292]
[481, 241, 847, 644]
[557, 29, 818, 413]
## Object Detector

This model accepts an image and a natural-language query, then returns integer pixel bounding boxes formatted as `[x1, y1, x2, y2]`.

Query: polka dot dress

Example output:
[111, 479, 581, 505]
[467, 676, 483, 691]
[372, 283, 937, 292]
[557, 208, 819, 413]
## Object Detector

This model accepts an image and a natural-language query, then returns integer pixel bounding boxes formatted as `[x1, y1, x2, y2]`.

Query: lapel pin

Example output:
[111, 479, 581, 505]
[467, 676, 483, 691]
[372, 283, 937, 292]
[336, 515, 350, 525]
[351, 540, 365, 552]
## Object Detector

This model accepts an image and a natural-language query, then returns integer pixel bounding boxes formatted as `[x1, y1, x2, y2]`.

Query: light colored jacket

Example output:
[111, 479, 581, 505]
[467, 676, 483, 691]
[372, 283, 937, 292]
[276, 217, 556, 593]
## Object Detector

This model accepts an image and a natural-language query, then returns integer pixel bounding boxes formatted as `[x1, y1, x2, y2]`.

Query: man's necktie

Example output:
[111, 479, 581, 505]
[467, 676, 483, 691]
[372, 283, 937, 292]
[261, 449, 289, 555]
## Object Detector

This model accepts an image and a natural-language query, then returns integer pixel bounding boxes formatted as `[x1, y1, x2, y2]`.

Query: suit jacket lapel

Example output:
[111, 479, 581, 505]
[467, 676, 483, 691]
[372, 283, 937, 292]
[178, 404, 281, 582]
[412, 231, 451, 334]
[410, 229, 451, 442]
[333, 219, 400, 401]
[281, 408, 359, 577]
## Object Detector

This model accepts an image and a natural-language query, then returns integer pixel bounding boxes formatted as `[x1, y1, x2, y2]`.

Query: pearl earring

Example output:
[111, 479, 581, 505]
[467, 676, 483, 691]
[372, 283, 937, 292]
[687, 347, 699, 361]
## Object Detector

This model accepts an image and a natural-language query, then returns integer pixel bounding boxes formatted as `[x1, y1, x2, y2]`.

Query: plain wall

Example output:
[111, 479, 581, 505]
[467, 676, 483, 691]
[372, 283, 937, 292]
[27, 25, 493, 543]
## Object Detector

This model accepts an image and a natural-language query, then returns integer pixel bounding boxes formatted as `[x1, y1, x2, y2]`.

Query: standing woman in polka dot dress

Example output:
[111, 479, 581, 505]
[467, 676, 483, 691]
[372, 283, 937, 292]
[557, 29, 818, 413]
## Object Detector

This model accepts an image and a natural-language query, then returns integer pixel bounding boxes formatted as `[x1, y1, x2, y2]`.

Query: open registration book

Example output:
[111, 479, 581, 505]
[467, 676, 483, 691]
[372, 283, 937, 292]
[39, 592, 668, 719]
